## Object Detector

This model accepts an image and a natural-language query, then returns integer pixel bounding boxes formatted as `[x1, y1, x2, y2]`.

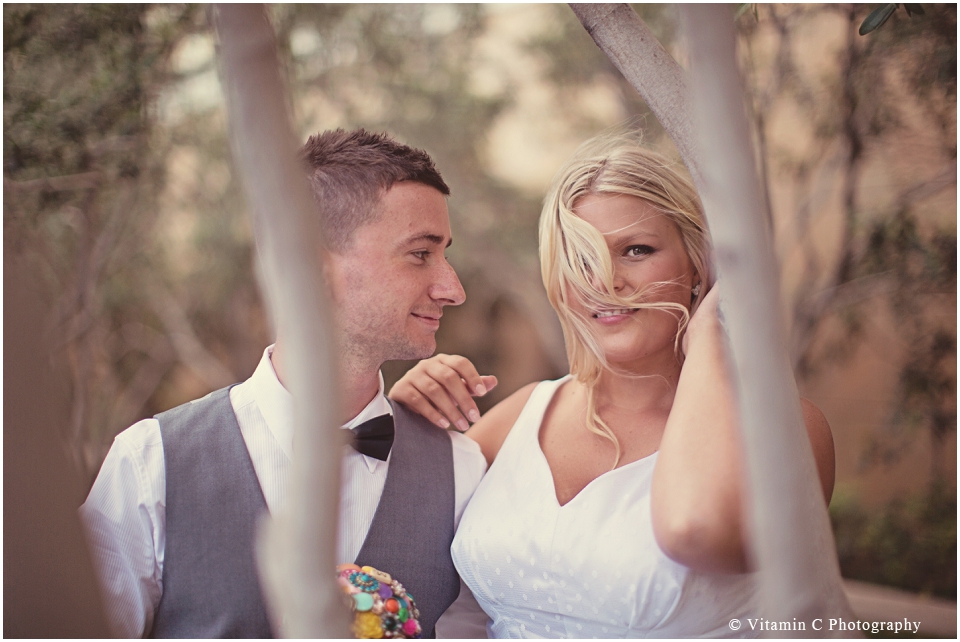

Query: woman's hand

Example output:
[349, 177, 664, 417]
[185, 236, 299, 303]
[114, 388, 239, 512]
[388, 354, 498, 432]
[681, 281, 724, 357]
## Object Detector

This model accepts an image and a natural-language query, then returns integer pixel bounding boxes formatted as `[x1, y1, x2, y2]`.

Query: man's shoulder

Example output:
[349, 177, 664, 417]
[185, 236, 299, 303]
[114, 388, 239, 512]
[449, 430, 487, 479]
[106, 387, 243, 462]
[449, 430, 484, 462]
[153, 386, 243, 441]
[389, 400, 485, 478]
[104, 387, 228, 477]
[113, 416, 163, 453]
[84, 416, 165, 516]
[155, 386, 235, 422]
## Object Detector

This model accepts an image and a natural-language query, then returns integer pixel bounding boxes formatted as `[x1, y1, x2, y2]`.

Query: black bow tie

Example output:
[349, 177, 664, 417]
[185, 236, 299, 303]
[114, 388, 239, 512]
[350, 414, 394, 461]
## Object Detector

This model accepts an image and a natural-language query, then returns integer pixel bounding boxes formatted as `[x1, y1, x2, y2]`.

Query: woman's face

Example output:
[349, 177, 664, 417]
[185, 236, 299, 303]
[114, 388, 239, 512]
[569, 192, 698, 368]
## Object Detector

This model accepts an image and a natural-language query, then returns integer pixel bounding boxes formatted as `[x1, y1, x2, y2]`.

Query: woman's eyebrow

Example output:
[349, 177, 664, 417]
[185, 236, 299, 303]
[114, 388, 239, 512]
[605, 229, 662, 246]
[602, 217, 664, 239]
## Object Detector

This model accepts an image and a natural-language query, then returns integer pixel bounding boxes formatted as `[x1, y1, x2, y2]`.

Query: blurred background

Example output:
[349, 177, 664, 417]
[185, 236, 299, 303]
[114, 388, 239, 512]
[4, 1, 955, 621]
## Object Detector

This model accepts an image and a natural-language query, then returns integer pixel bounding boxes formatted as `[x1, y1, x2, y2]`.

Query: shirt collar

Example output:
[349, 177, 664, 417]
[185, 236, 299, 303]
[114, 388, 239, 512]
[249, 345, 393, 459]
[341, 370, 393, 430]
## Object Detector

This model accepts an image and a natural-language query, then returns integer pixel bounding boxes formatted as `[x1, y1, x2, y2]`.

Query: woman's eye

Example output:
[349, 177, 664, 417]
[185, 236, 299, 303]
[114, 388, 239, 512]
[625, 245, 654, 257]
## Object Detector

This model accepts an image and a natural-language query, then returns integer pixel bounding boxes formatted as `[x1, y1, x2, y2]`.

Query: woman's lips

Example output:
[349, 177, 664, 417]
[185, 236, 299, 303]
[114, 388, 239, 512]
[592, 308, 638, 325]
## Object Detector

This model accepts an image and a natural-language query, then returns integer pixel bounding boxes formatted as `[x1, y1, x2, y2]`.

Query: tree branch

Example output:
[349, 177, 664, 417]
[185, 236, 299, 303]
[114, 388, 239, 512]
[216, 4, 348, 637]
[3, 172, 102, 192]
[895, 162, 957, 210]
[568, 3, 704, 192]
[147, 282, 236, 390]
[106, 326, 175, 438]
[681, 5, 853, 630]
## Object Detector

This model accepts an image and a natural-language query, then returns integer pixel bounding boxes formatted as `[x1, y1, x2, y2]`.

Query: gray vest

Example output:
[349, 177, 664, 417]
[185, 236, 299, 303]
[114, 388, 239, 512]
[151, 388, 459, 638]
[356, 400, 460, 636]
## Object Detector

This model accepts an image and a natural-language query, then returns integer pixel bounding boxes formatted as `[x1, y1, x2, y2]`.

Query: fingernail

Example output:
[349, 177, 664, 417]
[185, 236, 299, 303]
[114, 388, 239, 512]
[469, 409, 480, 423]
[438, 417, 450, 429]
[456, 419, 469, 432]
[475, 384, 487, 396]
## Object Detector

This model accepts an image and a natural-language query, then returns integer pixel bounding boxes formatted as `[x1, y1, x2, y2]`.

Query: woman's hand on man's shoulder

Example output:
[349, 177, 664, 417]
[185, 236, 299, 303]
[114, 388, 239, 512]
[388, 354, 498, 432]
[388, 354, 540, 465]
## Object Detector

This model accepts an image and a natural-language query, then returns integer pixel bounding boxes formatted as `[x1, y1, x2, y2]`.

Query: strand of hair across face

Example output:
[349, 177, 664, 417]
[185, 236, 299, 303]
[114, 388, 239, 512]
[573, 300, 691, 471]
[539, 134, 709, 471]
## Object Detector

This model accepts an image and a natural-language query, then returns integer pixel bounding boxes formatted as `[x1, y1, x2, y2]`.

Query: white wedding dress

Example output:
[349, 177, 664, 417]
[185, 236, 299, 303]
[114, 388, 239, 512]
[451, 376, 758, 638]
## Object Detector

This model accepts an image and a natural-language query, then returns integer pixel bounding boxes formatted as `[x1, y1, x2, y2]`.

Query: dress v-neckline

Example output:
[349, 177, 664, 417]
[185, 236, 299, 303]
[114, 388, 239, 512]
[529, 376, 658, 509]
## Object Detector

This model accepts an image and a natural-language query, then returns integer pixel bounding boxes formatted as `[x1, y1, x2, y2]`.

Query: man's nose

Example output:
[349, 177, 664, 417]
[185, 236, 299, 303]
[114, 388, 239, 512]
[431, 259, 466, 306]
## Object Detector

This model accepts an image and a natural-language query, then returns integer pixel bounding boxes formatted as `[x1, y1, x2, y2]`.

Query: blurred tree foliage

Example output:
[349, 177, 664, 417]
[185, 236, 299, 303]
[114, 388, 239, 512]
[4, 4, 210, 473]
[831, 485, 956, 599]
[738, 4, 956, 477]
[736, 3, 955, 596]
[526, 3, 675, 140]
[842, 3, 956, 487]
[857, 214, 956, 480]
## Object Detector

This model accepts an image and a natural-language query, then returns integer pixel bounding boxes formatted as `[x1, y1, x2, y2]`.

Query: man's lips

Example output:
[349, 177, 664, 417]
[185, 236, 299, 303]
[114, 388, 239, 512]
[412, 312, 442, 329]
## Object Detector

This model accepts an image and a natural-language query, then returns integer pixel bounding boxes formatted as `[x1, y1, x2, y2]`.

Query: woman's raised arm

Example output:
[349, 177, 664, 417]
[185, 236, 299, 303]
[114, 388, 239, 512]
[650, 285, 835, 574]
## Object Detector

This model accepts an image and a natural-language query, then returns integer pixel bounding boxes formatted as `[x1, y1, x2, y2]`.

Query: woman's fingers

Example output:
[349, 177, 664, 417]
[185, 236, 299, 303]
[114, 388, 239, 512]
[415, 371, 471, 431]
[395, 383, 454, 430]
[436, 354, 488, 396]
[683, 281, 724, 355]
[480, 375, 499, 394]
[388, 355, 498, 431]
[427, 359, 484, 425]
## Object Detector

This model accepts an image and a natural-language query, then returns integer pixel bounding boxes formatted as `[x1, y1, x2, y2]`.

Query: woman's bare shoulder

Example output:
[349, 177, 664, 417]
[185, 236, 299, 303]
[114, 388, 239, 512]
[466, 382, 540, 465]
[800, 398, 836, 503]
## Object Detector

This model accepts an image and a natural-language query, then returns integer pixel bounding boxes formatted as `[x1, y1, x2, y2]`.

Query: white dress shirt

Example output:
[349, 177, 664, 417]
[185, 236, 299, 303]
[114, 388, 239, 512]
[80, 345, 489, 638]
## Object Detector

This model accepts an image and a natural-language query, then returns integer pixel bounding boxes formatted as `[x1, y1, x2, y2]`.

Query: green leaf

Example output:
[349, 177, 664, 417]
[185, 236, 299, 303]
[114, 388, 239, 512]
[734, 4, 753, 20]
[859, 3, 899, 36]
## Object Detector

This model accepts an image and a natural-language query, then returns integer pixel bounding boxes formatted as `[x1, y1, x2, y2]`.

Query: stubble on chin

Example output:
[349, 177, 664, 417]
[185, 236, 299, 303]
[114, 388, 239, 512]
[339, 328, 436, 371]
[383, 327, 437, 362]
[336, 302, 438, 368]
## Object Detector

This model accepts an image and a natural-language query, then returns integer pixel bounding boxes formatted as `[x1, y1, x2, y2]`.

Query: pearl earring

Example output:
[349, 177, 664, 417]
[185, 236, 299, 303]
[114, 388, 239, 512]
[691, 283, 701, 298]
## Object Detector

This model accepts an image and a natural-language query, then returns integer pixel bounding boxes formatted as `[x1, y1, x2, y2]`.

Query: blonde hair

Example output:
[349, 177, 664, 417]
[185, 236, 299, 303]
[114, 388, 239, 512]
[539, 132, 711, 467]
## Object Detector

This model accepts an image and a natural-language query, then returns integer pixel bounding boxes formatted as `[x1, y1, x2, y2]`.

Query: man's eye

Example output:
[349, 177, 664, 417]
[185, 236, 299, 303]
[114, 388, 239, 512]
[626, 245, 654, 257]
[412, 250, 430, 260]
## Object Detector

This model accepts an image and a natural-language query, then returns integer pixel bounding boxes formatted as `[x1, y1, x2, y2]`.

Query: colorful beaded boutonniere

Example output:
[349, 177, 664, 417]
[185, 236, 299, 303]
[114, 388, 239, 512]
[336, 563, 422, 639]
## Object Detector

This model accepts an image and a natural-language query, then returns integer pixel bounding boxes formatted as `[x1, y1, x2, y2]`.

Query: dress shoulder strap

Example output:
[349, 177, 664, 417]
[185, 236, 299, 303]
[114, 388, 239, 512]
[496, 375, 571, 457]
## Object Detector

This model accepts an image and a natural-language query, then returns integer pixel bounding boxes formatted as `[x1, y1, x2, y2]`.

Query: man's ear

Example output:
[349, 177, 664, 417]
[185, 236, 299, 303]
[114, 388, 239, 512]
[319, 246, 344, 302]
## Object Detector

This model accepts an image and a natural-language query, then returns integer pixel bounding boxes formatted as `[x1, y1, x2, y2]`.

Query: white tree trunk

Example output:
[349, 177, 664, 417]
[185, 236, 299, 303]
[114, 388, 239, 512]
[571, 2, 854, 635]
[679, 8, 853, 635]
[215, 5, 350, 637]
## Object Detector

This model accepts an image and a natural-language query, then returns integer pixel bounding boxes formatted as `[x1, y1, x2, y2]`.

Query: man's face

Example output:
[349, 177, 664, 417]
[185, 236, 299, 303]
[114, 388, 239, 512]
[326, 181, 465, 366]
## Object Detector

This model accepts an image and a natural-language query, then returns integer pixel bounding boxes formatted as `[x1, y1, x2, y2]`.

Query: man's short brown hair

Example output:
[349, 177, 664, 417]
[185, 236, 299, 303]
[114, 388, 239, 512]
[299, 128, 450, 250]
